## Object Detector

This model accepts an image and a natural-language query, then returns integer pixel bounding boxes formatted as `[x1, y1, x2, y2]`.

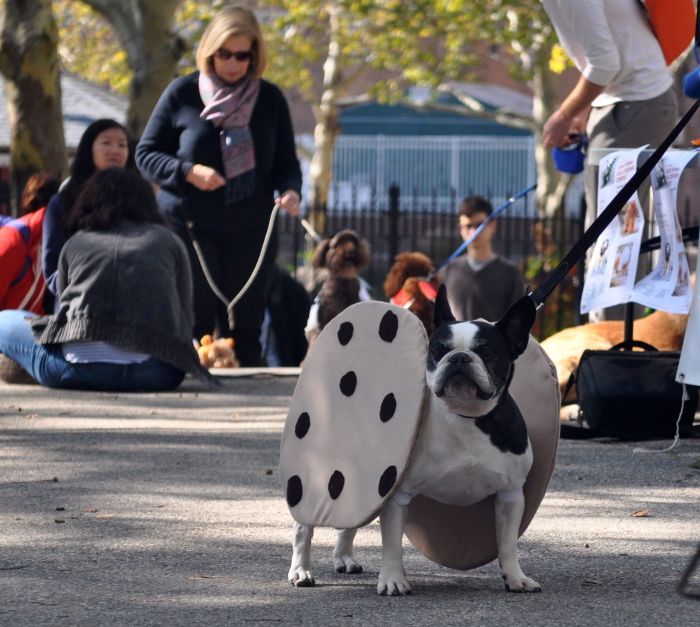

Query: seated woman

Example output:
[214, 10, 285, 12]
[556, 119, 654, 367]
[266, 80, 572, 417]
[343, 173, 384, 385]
[0, 168, 209, 391]
[0, 173, 59, 314]
[43, 118, 133, 299]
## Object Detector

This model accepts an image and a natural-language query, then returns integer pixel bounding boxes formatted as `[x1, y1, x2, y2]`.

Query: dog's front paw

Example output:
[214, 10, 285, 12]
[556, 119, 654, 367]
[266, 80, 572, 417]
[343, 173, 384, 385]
[502, 572, 542, 593]
[288, 567, 315, 588]
[333, 554, 363, 574]
[377, 568, 412, 596]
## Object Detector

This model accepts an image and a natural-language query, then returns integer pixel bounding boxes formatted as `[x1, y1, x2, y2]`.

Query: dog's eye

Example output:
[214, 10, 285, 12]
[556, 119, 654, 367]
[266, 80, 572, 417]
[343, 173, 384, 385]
[429, 344, 449, 362]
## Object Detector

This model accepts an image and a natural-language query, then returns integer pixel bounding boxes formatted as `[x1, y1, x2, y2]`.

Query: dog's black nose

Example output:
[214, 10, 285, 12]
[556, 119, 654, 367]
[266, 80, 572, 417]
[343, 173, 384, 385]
[448, 353, 472, 365]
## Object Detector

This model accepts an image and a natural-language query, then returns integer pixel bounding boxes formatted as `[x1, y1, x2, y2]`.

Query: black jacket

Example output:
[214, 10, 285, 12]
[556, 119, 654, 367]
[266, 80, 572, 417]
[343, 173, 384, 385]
[136, 73, 302, 233]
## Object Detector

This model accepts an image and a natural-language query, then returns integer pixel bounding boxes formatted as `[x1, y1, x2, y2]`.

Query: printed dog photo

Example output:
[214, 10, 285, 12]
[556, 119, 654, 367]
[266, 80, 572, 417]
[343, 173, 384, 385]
[618, 199, 640, 235]
[610, 243, 633, 287]
[658, 242, 673, 279]
[672, 254, 690, 296]
[592, 238, 610, 275]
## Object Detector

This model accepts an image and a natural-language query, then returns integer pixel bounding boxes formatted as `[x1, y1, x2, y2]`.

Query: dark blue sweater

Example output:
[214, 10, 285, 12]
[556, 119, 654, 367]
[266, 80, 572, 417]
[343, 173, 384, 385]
[135, 73, 302, 233]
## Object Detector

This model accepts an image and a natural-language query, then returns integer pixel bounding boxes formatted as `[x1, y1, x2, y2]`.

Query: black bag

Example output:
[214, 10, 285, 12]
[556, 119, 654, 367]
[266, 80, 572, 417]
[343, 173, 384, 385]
[574, 340, 698, 440]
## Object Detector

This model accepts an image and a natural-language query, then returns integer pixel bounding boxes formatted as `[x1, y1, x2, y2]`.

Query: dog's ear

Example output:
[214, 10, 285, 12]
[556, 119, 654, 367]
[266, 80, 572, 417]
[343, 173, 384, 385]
[495, 295, 536, 359]
[433, 284, 456, 328]
[357, 238, 371, 270]
[311, 239, 331, 269]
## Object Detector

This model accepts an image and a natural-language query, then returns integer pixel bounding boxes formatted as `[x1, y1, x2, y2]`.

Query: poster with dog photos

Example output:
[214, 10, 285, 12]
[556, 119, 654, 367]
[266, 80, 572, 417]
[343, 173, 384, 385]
[630, 150, 696, 313]
[581, 148, 696, 314]
[580, 146, 647, 313]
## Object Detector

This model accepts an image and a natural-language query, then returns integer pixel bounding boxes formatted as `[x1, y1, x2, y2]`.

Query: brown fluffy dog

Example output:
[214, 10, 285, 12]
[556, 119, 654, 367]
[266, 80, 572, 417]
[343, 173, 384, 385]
[384, 251, 440, 337]
[311, 229, 371, 333]
[541, 310, 689, 404]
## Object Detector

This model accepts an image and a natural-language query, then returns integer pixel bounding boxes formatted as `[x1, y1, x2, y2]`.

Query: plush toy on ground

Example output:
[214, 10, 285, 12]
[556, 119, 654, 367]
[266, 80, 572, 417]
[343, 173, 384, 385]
[196, 335, 239, 369]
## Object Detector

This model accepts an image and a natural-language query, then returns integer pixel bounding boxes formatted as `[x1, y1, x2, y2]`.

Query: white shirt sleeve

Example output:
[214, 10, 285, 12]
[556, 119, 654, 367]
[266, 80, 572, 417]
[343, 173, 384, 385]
[541, 0, 620, 86]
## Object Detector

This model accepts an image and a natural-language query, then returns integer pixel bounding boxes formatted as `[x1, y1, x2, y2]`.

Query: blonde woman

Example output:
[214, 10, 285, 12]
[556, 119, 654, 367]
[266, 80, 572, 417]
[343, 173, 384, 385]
[136, 5, 302, 366]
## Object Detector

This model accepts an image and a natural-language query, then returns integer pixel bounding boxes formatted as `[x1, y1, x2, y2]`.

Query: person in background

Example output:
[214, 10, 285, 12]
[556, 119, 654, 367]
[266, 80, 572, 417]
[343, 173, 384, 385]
[0, 173, 59, 314]
[540, 0, 677, 321]
[42, 118, 133, 298]
[260, 264, 311, 367]
[438, 195, 526, 322]
[136, 5, 302, 367]
[0, 168, 208, 391]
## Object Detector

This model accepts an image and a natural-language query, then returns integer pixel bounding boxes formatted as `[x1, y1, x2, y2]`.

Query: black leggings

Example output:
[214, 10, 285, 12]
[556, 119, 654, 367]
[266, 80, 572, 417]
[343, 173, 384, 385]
[173, 219, 278, 367]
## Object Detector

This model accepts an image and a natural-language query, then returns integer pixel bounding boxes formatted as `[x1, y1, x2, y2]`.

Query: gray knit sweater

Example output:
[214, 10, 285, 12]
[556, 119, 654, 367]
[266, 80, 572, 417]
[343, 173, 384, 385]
[31, 221, 208, 380]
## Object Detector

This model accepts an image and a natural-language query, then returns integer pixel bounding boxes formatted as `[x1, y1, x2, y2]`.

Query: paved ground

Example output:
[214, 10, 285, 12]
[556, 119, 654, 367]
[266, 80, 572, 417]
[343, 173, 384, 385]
[1, 373, 699, 626]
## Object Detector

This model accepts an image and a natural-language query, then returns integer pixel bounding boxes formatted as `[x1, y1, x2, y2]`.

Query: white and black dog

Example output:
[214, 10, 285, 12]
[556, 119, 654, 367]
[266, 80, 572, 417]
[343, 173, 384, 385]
[288, 285, 539, 594]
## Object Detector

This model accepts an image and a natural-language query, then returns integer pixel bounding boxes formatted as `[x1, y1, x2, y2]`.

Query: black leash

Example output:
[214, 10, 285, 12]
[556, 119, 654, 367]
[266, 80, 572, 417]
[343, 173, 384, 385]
[529, 98, 700, 309]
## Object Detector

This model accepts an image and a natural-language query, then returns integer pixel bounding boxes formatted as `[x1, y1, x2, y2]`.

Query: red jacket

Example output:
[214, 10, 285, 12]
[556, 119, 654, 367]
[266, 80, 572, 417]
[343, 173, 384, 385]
[0, 207, 47, 314]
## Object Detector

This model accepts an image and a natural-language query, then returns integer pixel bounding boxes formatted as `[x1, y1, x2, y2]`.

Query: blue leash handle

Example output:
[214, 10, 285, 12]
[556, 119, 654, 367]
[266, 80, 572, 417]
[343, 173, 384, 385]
[434, 183, 537, 272]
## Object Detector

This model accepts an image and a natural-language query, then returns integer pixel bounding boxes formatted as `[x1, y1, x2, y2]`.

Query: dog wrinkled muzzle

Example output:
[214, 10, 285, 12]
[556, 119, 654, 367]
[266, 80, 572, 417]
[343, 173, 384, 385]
[435, 355, 495, 401]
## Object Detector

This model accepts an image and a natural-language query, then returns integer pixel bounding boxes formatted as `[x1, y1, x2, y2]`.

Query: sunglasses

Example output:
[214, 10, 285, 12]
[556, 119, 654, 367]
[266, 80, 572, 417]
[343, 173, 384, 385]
[214, 48, 253, 62]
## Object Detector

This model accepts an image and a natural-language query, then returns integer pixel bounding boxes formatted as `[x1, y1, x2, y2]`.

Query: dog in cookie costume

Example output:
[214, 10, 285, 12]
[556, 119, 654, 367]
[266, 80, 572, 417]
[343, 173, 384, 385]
[279, 285, 560, 594]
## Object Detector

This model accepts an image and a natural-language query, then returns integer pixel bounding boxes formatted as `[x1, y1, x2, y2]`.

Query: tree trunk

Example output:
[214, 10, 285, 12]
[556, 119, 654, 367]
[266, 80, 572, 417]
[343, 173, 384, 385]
[0, 0, 67, 215]
[531, 64, 571, 218]
[81, 0, 184, 138]
[307, 3, 344, 236]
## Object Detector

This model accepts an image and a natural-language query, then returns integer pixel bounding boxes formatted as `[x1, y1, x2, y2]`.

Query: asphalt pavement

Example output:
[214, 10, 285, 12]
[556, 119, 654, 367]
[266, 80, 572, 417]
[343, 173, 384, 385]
[1, 372, 699, 626]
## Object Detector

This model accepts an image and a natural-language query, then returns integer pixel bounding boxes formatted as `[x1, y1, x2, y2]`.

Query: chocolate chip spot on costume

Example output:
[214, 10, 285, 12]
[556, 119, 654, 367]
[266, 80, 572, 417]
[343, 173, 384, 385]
[378, 311, 399, 342]
[378, 465, 397, 497]
[287, 476, 303, 507]
[328, 470, 345, 499]
[337, 321, 354, 345]
[339, 371, 357, 396]
[295, 412, 310, 438]
[380, 393, 397, 422]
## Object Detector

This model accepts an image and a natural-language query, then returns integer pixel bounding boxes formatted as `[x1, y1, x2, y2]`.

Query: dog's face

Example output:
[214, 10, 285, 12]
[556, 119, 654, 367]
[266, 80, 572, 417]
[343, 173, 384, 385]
[426, 286, 535, 417]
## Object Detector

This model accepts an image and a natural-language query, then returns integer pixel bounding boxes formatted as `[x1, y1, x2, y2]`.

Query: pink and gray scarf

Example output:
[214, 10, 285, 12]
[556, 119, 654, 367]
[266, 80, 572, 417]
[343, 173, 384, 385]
[199, 71, 260, 204]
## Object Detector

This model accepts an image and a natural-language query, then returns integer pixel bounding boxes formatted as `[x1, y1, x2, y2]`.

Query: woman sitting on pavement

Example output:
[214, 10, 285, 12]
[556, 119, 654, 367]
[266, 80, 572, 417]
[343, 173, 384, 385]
[0, 168, 209, 391]
[0, 173, 59, 314]
[43, 118, 133, 299]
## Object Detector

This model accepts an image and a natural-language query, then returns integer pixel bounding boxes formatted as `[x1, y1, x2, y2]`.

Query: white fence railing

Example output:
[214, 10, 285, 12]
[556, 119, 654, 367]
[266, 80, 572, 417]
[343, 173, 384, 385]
[315, 134, 584, 216]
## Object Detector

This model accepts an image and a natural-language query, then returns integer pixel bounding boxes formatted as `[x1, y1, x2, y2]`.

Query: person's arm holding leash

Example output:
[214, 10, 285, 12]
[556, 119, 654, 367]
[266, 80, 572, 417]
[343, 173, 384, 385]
[541, 0, 620, 148]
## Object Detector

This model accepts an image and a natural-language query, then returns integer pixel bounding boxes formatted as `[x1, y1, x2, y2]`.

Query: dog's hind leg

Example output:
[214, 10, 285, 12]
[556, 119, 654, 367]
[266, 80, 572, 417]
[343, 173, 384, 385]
[495, 489, 541, 593]
[332, 528, 362, 573]
[377, 501, 411, 596]
[288, 522, 315, 587]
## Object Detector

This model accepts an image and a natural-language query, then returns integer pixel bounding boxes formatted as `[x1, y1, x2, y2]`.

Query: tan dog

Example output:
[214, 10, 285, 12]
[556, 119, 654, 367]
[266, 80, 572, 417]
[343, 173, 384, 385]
[541, 310, 689, 404]
[384, 252, 440, 337]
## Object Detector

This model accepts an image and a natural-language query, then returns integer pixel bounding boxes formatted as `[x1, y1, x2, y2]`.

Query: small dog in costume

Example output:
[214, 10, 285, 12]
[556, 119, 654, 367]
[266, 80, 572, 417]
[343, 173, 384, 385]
[384, 251, 440, 337]
[281, 286, 554, 595]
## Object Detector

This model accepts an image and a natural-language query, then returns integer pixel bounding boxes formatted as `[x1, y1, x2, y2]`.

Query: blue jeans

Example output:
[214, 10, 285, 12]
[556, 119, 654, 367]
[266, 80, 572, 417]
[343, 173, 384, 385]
[0, 310, 185, 391]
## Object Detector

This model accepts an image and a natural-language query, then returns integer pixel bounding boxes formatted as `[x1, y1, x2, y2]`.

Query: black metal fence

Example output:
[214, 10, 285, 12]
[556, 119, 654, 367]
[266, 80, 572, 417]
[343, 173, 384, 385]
[277, 185, 586, 340]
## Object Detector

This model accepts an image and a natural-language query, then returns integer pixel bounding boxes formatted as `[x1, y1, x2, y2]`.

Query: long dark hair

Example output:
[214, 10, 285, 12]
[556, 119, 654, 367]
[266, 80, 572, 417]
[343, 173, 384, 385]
[61, 118, 134, 216]
[21, 173, 59, 215]
[64, 168, 164, 236]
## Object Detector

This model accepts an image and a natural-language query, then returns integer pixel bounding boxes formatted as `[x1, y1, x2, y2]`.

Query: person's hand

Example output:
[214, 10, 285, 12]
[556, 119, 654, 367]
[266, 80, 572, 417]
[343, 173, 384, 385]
[278, 189, 301, 216]
[542, 109, 575, 149]
[186, 164, 226, 191]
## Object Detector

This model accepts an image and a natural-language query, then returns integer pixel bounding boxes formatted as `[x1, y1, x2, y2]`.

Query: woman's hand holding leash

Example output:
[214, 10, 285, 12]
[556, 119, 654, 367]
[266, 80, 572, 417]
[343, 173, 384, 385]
[186, 164, 226, 191]
[279, 189, 301, 216]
